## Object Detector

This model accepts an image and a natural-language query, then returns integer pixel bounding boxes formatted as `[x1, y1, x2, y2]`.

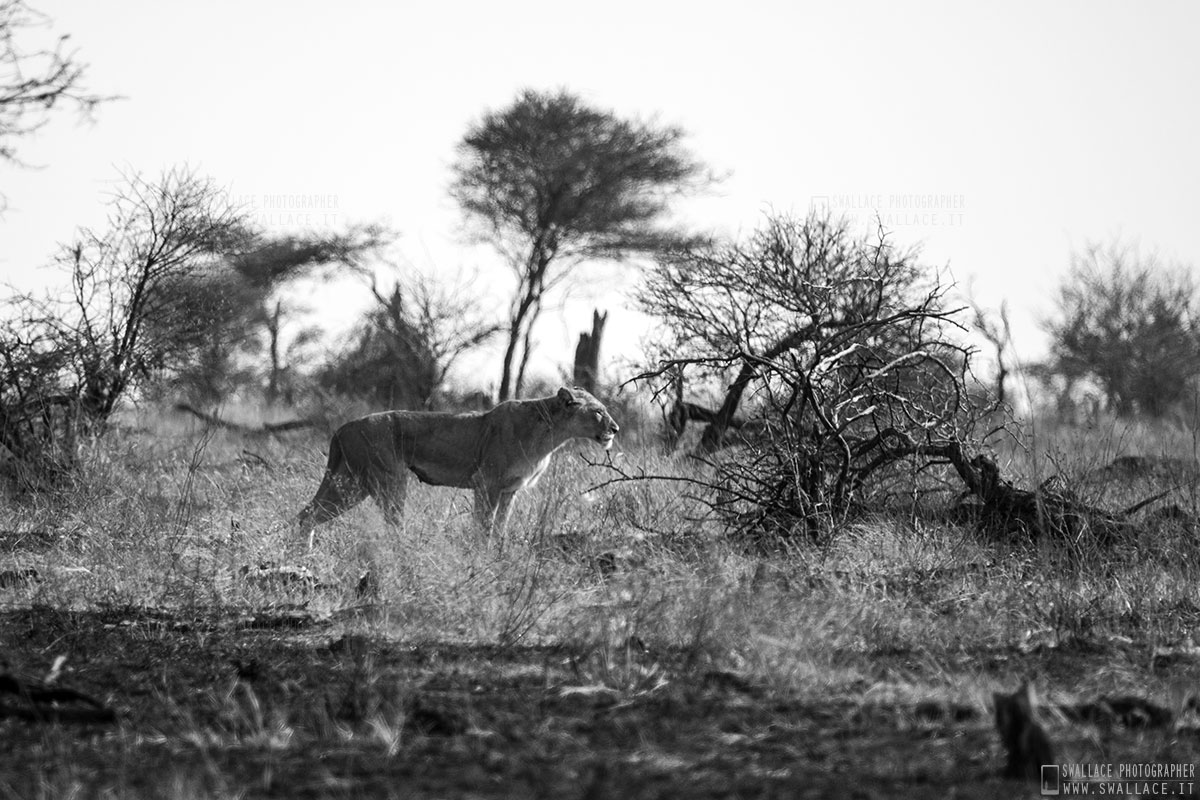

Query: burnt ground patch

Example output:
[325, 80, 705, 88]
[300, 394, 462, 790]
[3, 606, 1199, 798]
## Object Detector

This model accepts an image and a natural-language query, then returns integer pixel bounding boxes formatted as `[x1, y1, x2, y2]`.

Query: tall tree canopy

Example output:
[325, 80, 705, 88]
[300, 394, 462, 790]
[451, 89, 707, 399]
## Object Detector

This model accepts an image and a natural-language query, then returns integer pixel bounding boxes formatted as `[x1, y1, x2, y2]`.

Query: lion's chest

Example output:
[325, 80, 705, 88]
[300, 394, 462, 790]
[486, 451, 554, 492]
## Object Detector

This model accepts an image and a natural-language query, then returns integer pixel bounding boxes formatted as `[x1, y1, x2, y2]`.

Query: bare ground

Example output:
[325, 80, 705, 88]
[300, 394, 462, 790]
[3, 600, 1199, 799]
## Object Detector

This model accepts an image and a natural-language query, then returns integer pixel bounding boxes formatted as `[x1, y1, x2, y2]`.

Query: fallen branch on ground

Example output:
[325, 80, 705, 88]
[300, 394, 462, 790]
[887, 438, 1168, 541]
[173, 403, 316, 434]
[0, 671, 116, 724]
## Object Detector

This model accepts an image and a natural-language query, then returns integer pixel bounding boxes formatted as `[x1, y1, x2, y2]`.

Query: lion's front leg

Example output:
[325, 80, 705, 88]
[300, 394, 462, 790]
[473, 487, 518, 538]
[367, 470, 409, 529]
[492, 491, 517, 536]
[473, 485, 500, 535]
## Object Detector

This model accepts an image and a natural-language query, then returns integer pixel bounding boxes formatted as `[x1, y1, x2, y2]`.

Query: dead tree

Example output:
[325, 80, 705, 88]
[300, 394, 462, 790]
[640, 212, 960, 454]
[883, 438, 1150, 542]
[971, 297, 1013, 407]
[660, 365, 742, 452]
[572, 309, 607, 393]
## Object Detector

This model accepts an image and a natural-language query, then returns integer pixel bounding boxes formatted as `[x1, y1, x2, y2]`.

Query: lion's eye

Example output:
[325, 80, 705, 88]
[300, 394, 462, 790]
[594, 411, 604, 421]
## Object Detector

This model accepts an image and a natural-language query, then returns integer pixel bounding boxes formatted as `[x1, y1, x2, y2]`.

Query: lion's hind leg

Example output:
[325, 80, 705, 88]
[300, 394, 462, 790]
[297, 474, 367, 548]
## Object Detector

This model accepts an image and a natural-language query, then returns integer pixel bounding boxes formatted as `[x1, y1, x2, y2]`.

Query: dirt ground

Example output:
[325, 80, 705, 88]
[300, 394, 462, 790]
[4, 603, 1199, 799]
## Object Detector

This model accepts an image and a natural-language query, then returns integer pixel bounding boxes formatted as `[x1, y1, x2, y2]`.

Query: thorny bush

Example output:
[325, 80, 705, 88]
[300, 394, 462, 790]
[635, 211, 992, 543]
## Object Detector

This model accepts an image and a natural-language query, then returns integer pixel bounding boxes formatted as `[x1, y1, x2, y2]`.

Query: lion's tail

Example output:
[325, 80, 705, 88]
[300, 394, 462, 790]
[296, 434, 347, 535]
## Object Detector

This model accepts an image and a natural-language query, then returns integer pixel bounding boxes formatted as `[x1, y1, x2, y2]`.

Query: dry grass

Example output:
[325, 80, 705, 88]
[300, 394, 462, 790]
[3, 402, 1200, 797]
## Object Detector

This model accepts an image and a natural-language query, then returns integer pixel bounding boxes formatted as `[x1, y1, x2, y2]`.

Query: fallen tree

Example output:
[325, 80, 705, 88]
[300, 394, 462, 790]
[594, 433, 1165, 545]
[876, 438, 1164, 542]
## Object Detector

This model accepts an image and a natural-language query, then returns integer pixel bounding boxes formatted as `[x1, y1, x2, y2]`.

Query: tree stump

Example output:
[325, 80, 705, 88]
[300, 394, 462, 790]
[573, 309, 607, 393]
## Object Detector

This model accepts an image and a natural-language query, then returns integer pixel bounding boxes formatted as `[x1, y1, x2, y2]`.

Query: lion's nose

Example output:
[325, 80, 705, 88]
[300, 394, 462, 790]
[611, 422, 620, 434]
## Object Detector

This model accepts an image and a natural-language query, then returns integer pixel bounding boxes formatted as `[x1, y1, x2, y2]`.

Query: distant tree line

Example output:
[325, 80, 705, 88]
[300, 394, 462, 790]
[1035, 241, 1200, 418]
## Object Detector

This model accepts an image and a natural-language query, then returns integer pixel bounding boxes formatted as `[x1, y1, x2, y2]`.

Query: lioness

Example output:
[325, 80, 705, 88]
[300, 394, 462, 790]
[296, 387, 618, 543]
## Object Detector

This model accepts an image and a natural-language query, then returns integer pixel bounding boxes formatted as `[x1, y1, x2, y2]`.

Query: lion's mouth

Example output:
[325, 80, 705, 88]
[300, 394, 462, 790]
[596, 433, 615, 450]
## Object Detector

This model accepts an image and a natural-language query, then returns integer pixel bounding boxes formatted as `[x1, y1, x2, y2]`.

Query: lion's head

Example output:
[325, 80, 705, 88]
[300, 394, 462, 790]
[554, 387, 619, 450]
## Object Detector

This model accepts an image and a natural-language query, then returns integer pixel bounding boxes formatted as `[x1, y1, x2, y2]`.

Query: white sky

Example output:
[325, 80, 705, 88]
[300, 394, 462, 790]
[2, 0, 1198, 392]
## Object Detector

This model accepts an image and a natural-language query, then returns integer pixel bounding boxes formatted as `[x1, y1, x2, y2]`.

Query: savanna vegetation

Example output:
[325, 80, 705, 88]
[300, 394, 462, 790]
[4, 6, 1200, 797]
[4, 396, 1200, 798]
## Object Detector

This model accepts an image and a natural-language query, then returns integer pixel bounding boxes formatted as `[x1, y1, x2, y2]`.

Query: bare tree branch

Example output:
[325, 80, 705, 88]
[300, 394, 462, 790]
[632, 211, 992, 543]
[0, 0, 116, 187]
[320, 264, 501, 409]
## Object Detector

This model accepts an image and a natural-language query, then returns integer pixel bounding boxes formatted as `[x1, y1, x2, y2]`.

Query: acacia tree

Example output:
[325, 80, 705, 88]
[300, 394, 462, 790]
[1041, 241, 1200, 417]
[451, 89, 707, 400]
[159, 224, 389, 403]
[637, 212, 981, 541]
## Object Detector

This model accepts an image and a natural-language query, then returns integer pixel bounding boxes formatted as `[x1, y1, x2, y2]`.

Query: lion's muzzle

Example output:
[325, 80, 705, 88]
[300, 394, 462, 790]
[596, 420, 619, 450]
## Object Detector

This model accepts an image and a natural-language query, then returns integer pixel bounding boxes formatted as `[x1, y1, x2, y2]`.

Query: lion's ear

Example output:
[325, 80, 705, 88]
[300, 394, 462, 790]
[557, 387, 580, 407]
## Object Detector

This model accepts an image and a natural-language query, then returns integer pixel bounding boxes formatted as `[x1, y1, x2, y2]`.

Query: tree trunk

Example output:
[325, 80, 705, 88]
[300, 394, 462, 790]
[699, 363, 755, 452]
[699, 325, 817, 452]
[514, 297, 542, 398]
[498, 324, 520, 402]
[572, 309, 607, 393]
[498, 243, 554, 401]
[266, 300, 283, 404]
[499, 289, 539, 401]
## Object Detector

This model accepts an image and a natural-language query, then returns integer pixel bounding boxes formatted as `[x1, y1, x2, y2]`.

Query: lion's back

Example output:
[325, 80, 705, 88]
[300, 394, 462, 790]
[332, 401, 561, 488]
[393, 410, 492, 487]
[404, 403, 549, 488]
